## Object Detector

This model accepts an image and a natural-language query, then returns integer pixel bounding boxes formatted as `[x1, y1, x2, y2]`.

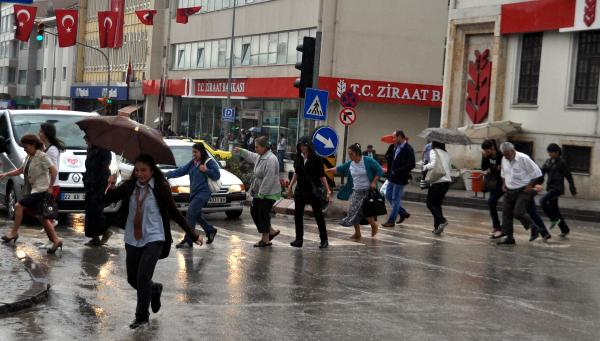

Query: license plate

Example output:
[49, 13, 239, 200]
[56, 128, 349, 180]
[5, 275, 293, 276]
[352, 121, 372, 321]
[61, 192, 85, 201]
[209, 197, 226, 204]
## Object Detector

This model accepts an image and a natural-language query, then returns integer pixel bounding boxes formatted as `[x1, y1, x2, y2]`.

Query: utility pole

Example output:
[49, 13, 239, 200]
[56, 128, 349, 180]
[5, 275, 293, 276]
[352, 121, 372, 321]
[50, 31, 57, 109]
[161, 2, 174, 134]
[223, 1, 237, 147]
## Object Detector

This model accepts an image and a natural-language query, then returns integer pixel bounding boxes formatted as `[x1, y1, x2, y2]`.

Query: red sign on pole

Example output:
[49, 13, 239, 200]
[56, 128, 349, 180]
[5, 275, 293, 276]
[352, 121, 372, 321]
[339, 107, 357, 126]
[340, 91, 359, 108]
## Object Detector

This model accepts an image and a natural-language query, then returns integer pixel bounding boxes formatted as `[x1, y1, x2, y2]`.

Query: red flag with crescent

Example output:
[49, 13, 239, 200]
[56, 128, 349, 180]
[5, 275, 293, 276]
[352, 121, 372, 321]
[135, 10, 157, 25]
[98, 11, 118, 48]
[110, 0, 124, 48]
[176, 7, 201, 24]
[55, 9, 78, 47]
[14, 5, 37, 42]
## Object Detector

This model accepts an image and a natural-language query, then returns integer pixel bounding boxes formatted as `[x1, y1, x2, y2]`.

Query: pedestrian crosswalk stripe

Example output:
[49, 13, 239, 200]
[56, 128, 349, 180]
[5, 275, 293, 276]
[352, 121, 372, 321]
[307, 95, 325, 117]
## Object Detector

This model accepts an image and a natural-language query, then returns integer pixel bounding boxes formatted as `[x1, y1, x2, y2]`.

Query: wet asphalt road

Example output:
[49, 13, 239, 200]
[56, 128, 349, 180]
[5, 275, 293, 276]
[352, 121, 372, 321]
[2, 203, 600, 341]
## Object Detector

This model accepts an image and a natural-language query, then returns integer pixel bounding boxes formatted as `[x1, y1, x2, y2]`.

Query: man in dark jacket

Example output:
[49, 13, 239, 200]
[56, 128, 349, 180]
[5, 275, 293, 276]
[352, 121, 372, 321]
[383, 130, 415, 227]
[540, 143, 577, 237]
[83, 135, 113, 246]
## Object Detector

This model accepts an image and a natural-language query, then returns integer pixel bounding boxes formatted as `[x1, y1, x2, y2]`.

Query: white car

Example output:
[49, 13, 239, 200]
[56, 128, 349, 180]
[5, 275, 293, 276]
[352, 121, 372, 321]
[118, 139, 246, 218]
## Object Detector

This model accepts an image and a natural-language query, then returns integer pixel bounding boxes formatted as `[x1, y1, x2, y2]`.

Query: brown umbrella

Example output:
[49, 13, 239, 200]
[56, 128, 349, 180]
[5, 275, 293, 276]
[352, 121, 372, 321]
[76, 115, 176, 165]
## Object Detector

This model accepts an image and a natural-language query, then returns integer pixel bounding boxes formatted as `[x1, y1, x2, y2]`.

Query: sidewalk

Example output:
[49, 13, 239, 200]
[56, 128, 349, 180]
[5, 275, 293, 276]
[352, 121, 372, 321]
[0, 244, 49, 314]
[272, 183, 600, 223]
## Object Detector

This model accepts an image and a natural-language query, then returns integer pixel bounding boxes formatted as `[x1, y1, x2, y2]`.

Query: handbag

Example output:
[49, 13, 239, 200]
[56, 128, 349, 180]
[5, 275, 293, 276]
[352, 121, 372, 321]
[204, 159, 222, 192]
[362, 190, 387, 217]
[424, 149, 445, 184]
[299, 158, 328, 208]
[39, 193, 59, 220]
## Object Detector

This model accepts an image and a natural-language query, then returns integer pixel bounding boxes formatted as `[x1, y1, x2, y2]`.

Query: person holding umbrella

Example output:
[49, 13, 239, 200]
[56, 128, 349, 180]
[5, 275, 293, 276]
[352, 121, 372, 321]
[423, 141, 453, 235]
[83, 135, 113, 247]
[105, 154, 202, 329]
[165, 143, 220, 247]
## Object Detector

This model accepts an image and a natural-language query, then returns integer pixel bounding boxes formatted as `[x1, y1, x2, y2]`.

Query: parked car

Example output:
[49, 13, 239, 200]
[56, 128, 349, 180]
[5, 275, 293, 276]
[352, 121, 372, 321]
[118, 139, 246, 218]
[167, 136, 232, 160]
[0, 110, 121, 218]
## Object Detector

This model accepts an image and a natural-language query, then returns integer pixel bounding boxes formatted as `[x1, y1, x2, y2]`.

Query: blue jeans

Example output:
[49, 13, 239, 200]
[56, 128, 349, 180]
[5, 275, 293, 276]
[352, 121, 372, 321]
[277, 150, 285, 171]
[487, 184, 504, 230]
[385, 182, 407, 223]
[185, 195, 215, 239]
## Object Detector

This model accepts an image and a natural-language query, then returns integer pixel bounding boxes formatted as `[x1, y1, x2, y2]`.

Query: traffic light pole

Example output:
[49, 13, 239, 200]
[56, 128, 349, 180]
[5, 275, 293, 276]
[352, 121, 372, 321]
[224, 1, 237, 147]
[41, 29, 111, 100]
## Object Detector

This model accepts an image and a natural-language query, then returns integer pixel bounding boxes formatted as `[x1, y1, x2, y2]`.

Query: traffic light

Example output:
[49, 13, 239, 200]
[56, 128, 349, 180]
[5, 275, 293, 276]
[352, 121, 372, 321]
[294, 36, 316, 98]
[97, 97, 111, 113]
[36, 23, 44, 41]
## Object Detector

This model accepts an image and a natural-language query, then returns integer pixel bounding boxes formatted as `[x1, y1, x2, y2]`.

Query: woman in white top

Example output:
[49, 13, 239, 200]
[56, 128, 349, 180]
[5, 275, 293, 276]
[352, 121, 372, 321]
[39, 122, 65, 177]
[423, 141, 452, 235]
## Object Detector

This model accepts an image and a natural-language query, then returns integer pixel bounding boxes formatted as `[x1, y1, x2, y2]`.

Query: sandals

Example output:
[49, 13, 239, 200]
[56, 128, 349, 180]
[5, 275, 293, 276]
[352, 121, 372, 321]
[254, 240, 272, 248]
[269, 230, 280, 241]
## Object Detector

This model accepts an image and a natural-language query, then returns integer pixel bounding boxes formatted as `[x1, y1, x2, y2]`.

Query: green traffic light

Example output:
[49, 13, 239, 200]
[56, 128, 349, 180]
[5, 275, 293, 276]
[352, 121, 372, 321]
[106, 99, 112, 104]
[36, 35, 43, 41]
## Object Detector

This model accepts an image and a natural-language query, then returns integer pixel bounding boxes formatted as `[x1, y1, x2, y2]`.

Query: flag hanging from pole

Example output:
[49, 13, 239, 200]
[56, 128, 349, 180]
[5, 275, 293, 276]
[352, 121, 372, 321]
[176, 7, 201, 24]
[55, 9, 78, 47]
[14, 5, 37, 42]
[135, 10, 157, 25]
[98, 11, 118, 48]
[110, 0, 125, 48]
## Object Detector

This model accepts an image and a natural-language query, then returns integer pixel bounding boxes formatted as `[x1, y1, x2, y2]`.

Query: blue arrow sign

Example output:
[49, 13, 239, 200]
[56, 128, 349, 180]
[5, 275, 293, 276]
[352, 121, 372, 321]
[312, 126, 338, 157]
[303, 88, 328, 121]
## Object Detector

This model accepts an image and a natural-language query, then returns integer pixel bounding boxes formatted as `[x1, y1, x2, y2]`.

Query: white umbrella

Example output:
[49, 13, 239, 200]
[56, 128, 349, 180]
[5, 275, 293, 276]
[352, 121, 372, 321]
[458, 120, 522, 142]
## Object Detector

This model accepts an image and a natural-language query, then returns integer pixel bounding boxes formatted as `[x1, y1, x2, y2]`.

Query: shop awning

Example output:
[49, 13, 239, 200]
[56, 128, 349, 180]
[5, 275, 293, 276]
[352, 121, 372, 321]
[118, 105, 142, 116]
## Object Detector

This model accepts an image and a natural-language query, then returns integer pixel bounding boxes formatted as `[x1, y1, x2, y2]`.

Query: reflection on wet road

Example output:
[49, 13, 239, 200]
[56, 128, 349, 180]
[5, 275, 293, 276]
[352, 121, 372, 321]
[2, 202, 600, 340]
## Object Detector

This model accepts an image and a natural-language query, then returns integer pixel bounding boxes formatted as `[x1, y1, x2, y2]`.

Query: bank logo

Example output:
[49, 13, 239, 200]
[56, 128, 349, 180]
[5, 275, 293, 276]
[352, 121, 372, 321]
[336, 79, 347, 98]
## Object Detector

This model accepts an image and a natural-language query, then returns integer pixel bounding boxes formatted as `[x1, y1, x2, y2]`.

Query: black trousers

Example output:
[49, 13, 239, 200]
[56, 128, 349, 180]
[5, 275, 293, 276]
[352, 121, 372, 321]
[541, 189, 570, 234]
[426, 182, 450, 228]
[125, 241, 164, 321]
[294, 192, 328, 242]
[250, 198, 276, 234]
[502, 188, 537, 239]
[84, 187, 108, 238]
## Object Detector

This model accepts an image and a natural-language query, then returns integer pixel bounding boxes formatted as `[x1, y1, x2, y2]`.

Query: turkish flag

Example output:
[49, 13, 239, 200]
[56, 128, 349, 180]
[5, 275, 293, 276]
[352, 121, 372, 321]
[14, 5, 37, 42]
[55, 9, 78, 47]
[176, 7, 201, 24]
[110, 0, 124, 48]
[135, 10, 157, 25]
[98, 11, 118, 48]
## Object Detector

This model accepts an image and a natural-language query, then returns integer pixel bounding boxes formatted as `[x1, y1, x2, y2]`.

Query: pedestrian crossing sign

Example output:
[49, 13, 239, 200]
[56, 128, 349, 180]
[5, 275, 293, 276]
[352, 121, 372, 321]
[303, 88, 328, 121]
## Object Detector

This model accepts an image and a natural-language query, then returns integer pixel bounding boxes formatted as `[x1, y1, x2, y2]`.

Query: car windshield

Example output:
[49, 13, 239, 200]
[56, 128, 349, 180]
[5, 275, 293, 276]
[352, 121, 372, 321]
[163, 145, 220, 169]
[11, 114, 90, 150]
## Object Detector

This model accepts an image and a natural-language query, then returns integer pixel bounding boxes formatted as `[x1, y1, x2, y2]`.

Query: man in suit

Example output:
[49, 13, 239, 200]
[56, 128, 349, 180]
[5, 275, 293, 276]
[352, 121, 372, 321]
[363, 145, 377, 159]
[383, 130, 415, 227]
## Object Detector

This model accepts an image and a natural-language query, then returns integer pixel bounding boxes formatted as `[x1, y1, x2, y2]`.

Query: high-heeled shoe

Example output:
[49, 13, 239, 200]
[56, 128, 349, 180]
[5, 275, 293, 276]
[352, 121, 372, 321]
[1, 234, 18, 244]
[47, 241, 63, 254]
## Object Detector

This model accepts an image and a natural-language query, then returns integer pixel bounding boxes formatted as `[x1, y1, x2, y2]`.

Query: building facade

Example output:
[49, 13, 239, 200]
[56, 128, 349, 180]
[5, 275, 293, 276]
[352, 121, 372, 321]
[144, 0, 448, 158]
[443, 0, 600, 199]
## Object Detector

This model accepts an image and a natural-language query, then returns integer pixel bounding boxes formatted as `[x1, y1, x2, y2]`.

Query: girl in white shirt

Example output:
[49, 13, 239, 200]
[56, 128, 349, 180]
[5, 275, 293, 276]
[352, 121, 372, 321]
[423, 141, 452, 235]
[39, 123, 65, 172]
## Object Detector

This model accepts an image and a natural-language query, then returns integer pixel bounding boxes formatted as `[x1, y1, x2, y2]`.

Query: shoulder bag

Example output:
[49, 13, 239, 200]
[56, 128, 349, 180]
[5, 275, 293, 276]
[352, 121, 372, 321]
[204, 159, 222, 193]
[424, 149, 445, 184]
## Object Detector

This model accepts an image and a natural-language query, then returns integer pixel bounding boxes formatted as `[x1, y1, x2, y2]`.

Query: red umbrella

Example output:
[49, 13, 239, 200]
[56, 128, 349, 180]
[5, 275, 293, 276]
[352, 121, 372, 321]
[76, 116, 176, 165]
[380, 134, 395, 144]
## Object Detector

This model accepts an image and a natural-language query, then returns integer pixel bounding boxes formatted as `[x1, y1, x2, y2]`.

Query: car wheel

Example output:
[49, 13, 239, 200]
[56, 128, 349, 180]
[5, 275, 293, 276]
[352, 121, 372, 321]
[7, 186, 17, 220]
[225, 210, 243, 219]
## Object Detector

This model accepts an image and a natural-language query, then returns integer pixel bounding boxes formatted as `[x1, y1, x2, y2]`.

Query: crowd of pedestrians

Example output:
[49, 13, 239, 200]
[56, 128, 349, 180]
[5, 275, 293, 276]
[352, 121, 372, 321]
[0, 122, 582, 329]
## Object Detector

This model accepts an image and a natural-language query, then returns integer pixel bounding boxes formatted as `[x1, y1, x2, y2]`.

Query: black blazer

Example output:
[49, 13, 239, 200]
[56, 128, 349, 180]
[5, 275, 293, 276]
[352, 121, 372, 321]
[105, 178, 199, 259]
[294, 155, 325, 194]
[385, 143, 416, 185]
[541, 157, 577, 195]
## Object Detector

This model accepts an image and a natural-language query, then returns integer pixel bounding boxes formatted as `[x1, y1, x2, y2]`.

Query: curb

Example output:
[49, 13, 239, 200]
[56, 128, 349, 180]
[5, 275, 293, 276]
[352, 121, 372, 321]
[0, 248, 50, 315]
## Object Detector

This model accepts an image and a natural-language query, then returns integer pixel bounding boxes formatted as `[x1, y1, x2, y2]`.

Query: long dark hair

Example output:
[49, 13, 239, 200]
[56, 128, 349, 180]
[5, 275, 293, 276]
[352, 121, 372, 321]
[192, 142, 209, 163]
[295, 137, 315, 163]
[40, 123, 65, 152]
[132, 154, 168, 187]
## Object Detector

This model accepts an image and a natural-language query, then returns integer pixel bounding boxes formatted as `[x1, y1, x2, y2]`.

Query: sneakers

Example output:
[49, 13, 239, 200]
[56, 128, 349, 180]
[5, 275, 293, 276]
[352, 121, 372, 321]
[433, 221, 448, 235]
[175, 238, 193, 249]
[151, 283, 163, 313]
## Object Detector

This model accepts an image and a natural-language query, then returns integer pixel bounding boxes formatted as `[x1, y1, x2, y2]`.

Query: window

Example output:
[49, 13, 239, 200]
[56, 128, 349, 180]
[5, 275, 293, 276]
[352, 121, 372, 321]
[277, 32, 288, 64]
[176, 48, 185, 69]
[196, 47, 205, 67]
[511, 141, 534, 158]
[43, 68, 47, 81]
[563, 145, 592, 173]
[218, 39, 227, 67]
[574, 31, 600, 104]
[62, 67, 67, 81]
[35, 70, 41, 85]
[7, 68, 15, 83]
[241, 43, 250, 65]
[517, 33, 543, 104]
[267, 33, 278, 64]
[17, 70, 26, 84]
